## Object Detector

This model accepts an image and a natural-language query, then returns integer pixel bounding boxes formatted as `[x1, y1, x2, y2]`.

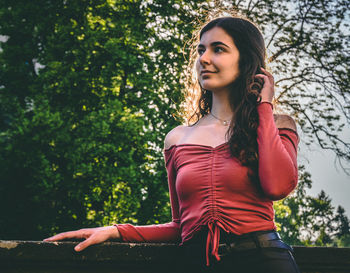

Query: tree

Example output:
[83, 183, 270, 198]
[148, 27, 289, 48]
[0, 0, 210, 239]
[210, 0, 350, 167]
[333, 206, 350, 247]
[0, 0, 349, 240]
[274, 166, 350, 247]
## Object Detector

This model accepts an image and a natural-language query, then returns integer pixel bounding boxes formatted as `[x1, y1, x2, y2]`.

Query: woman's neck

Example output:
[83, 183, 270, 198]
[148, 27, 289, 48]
[210, 90, 233, 121]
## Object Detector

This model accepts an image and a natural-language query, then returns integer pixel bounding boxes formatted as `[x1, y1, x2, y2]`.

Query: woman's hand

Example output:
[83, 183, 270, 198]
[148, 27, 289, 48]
[43, 226, 121, 252]
[255, 67, 275, 103]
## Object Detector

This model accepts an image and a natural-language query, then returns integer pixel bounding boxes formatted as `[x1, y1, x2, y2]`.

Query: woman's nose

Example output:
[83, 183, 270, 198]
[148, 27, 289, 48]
[199, 50, 211, 65]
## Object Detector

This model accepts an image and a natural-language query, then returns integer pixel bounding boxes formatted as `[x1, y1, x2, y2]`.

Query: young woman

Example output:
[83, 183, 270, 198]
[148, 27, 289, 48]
[45, 16, 301, 273]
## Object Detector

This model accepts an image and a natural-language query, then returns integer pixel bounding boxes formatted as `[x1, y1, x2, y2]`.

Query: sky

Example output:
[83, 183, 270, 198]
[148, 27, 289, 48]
[298, 130, 350, 217]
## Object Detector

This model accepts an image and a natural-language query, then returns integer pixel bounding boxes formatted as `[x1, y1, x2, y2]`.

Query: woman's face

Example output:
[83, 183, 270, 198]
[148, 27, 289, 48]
[196, 27, 240, 93]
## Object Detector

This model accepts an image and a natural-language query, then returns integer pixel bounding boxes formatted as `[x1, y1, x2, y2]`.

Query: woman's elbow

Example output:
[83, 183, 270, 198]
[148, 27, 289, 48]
[262, 178, 298, 201]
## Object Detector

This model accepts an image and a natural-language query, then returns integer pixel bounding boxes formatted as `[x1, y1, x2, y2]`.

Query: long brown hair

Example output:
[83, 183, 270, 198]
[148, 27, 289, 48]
[182, 16, 266, 184]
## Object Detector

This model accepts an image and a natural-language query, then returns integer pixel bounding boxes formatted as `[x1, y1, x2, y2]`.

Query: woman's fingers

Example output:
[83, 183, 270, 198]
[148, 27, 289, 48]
[44, 226, 116, 252]
[43, 229, 96, 252]
[260, 67, 272, 76]
[254, 74, 267, 80]
[255, 68, 275, 87]
[255, 74, 273, 84]
[254, 68, 274, 103]
[74, 231, 109, 252]
[260, 68, 274, 82]
[74, 238, 94, 252]
[44, 229, 89, 241]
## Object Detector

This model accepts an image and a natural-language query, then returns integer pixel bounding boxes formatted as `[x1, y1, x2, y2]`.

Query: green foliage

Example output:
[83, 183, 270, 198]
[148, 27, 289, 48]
[336, 234, 350, 247]
[274, 166, 350, 247]
[0, 0, 349, 244]
[0, 0, 210, 239]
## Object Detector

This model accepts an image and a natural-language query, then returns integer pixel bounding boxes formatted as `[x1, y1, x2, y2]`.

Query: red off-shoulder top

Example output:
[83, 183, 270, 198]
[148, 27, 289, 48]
[117, 102, 299, 266]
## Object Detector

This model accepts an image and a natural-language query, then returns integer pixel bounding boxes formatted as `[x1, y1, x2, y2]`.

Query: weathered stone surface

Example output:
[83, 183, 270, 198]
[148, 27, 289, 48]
[293, 246, 350, 273]
[1, 240, 350, 272]
[0, 240, 185, 273]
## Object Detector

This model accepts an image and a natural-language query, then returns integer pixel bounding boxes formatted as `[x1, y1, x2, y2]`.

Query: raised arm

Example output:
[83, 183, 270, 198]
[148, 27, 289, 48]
[253, 68, 299, 200]
[257, 102, 299, 200]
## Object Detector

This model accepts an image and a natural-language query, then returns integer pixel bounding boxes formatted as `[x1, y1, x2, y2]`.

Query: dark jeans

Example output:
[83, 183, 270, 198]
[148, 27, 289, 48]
[181, 229, 301, 273]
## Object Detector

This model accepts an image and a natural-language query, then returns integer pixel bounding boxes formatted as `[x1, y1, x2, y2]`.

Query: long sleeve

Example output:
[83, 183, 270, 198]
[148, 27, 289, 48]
[116, 147, 181, 242]
[257, 102, 299, 200]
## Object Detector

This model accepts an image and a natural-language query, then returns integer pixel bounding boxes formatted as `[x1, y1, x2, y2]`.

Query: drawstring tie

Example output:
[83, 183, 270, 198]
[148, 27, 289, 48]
[206, 221, 226, 266]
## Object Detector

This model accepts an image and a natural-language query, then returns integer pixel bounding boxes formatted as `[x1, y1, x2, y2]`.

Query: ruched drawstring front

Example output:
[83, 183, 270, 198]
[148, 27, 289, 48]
[205, 220, 228, 266]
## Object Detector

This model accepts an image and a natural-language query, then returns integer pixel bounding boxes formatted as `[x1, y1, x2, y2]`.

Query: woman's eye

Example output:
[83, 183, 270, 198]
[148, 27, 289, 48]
[197, 48, 205, 55]
[214, 47, 224, 53]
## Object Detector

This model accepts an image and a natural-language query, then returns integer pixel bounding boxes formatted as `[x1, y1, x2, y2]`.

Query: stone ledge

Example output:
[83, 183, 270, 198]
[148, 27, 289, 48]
[1, 240, 350, 272]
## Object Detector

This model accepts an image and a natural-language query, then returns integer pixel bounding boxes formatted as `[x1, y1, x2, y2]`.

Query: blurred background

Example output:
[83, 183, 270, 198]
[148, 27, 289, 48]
[0, 0, 349, 247]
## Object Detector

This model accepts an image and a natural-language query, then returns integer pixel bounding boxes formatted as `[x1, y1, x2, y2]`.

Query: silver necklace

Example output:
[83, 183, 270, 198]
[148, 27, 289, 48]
[209, 112, 231, 126]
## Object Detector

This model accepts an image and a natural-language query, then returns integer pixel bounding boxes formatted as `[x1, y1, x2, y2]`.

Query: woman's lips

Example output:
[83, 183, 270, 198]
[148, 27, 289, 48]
[201, 71, 216, 75]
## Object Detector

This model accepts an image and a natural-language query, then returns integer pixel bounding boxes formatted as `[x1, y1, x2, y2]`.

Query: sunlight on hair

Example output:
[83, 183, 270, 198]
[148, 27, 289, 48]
[180, 7, 265, 126]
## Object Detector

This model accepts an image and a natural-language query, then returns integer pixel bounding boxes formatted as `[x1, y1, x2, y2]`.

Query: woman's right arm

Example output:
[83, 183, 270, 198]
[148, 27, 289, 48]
[116, 125, 185, 242]
[44, 125, 185, 250]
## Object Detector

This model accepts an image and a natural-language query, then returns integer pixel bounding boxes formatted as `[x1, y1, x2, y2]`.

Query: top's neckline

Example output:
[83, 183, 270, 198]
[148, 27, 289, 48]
[163, 127, 299, 153]
[164, 142, 228, 152]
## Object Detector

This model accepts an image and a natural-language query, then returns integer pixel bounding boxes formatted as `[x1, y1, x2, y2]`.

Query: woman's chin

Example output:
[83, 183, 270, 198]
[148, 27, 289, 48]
[200, 78, 238, 92]
[201, 83, 224, 92]
[200, 80, 217, 90]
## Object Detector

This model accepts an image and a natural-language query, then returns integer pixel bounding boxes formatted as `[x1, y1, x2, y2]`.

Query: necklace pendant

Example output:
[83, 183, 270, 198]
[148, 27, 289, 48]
[209, 112, 231, 126]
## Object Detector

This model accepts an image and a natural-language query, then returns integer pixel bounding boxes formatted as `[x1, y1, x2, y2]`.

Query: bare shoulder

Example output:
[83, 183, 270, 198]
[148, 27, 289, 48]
[164, 125, 188, 150]
[273, 114, 297, 131]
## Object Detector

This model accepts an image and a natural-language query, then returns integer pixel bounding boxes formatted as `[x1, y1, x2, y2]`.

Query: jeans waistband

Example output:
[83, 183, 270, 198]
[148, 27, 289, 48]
[182, 229, 293, 253]
[219, 230, 293, 254]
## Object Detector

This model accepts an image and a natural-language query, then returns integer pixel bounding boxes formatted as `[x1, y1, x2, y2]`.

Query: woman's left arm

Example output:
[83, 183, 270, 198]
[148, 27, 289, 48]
[255, 68, 299, 200]
[257, 103, 299, 200]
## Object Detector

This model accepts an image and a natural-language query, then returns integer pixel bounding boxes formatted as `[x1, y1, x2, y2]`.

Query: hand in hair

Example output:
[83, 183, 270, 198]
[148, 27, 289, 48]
[255, 67, 274, 103]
